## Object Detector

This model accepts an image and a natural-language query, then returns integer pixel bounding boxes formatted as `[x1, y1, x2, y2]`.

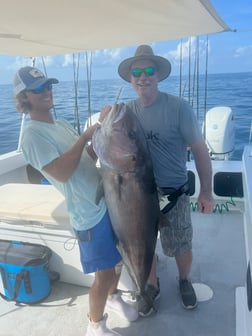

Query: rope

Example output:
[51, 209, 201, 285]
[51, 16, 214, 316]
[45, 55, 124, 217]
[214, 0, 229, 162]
[72, 53, 81, 134]
[190, 197, 238, 214]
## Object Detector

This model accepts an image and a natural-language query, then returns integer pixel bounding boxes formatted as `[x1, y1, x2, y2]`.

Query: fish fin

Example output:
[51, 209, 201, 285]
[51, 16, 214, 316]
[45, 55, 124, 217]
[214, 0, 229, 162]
[86, 144, 97, 161]
[92, 128, 111, 167]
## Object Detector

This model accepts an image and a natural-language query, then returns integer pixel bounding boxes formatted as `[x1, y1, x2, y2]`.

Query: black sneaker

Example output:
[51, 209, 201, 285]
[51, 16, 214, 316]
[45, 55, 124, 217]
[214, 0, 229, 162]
[138, 279, 160, 317]
[179, 279, 197, 309]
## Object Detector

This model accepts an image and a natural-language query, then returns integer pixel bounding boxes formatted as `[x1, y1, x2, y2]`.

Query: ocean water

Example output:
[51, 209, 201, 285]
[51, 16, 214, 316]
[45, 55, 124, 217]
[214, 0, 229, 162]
[1, 72, 252, 160]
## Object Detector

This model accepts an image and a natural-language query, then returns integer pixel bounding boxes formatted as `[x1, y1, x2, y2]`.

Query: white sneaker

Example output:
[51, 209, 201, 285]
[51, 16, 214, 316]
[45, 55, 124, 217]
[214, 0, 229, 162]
[86, 314, 121, 336]
[105, 293, 138, 322]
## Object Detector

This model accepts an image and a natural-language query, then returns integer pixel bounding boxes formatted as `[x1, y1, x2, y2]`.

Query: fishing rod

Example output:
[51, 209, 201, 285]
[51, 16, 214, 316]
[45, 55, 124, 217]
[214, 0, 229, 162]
[203, 35, 209, 141]
[41, 56, 57, 119]
[114, 86, 124, 104]
[72, 53, 81, 134]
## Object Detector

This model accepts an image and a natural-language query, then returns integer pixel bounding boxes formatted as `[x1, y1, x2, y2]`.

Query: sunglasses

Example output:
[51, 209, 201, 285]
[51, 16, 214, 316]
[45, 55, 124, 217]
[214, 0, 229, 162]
[28, 82, 53, 94]
[131, 66, 156, 78]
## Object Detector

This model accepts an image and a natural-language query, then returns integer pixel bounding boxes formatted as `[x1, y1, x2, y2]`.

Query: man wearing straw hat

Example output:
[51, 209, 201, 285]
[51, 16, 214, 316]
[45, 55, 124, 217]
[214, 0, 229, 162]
[118, 45, 214, 317]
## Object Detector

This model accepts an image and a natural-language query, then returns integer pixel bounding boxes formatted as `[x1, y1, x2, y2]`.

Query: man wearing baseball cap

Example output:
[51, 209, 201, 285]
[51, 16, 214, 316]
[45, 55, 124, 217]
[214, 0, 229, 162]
[14, 66, 138, 335]
[118, 45, 214, 317]
[13, 66, 59, 96]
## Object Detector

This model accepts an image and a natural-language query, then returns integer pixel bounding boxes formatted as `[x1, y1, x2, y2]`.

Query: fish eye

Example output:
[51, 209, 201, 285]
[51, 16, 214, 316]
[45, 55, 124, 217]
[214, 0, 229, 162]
[128, 130, 137, 139]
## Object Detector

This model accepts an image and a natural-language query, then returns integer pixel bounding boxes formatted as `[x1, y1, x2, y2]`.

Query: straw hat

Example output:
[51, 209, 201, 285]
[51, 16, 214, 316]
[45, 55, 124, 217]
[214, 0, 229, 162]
[118, 45, 171, 82]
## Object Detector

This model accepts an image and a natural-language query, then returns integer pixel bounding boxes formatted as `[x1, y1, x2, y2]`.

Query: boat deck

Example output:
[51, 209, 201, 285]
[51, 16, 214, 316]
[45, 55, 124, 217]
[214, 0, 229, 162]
[0, 210, 246, 336]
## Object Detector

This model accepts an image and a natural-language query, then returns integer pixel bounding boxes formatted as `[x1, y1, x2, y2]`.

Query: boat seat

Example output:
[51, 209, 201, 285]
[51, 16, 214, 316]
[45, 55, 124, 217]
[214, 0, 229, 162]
[0, 183, 70, 227]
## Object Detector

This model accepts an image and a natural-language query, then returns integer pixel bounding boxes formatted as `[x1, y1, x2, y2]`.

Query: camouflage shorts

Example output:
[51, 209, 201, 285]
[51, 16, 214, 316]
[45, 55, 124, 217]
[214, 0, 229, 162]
[159, 193, 192, 257]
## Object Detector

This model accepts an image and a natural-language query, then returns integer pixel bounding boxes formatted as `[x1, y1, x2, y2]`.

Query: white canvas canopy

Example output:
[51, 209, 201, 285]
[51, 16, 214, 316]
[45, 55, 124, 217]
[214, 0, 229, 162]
[0, 0, 230, 56]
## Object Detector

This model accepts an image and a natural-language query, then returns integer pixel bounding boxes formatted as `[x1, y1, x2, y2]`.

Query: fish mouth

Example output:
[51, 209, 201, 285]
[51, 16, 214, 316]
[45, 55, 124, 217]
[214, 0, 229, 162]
[93, 103, 142, 172]
[112, 103, 126, 124]
[101, 103, 126, 133]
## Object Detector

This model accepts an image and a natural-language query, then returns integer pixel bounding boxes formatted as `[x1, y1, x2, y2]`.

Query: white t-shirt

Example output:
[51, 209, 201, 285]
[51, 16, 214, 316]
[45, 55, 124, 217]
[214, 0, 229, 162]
[21, 118, 106, 231]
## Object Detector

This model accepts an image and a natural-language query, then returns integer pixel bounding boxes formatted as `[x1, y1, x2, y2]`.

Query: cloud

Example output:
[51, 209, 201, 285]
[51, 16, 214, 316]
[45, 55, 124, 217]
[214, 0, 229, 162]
[7, 55, 55, 71]
[62, 54, 73, 67]
[60, 49, 123, 69]
[92, 48, 123, 65]
[6, 56, 33, 70]
[234, 45, 252, 58]
[164, 37, 210, 65]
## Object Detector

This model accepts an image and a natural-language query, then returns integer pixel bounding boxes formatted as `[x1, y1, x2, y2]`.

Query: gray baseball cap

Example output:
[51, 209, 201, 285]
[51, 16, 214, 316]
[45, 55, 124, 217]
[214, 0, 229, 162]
[14, 66, 58, 95]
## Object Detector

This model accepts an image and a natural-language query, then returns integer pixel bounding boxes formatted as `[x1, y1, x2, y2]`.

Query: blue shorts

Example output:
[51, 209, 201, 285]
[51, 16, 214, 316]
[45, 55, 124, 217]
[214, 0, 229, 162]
[75, 211, 122, 274]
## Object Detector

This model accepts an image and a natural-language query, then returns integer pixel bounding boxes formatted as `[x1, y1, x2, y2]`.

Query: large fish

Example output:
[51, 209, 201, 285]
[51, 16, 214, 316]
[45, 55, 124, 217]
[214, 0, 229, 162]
[92, 103, 160, 301]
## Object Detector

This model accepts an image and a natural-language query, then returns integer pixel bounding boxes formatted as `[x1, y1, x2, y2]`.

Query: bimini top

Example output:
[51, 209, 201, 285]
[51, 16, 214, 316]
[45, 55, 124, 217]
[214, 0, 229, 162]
[0, 0, 230, 56]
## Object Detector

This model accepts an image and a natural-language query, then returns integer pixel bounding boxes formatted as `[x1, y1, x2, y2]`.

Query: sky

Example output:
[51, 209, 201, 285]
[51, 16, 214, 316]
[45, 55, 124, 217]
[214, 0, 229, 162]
[0, 0, 251, 84]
